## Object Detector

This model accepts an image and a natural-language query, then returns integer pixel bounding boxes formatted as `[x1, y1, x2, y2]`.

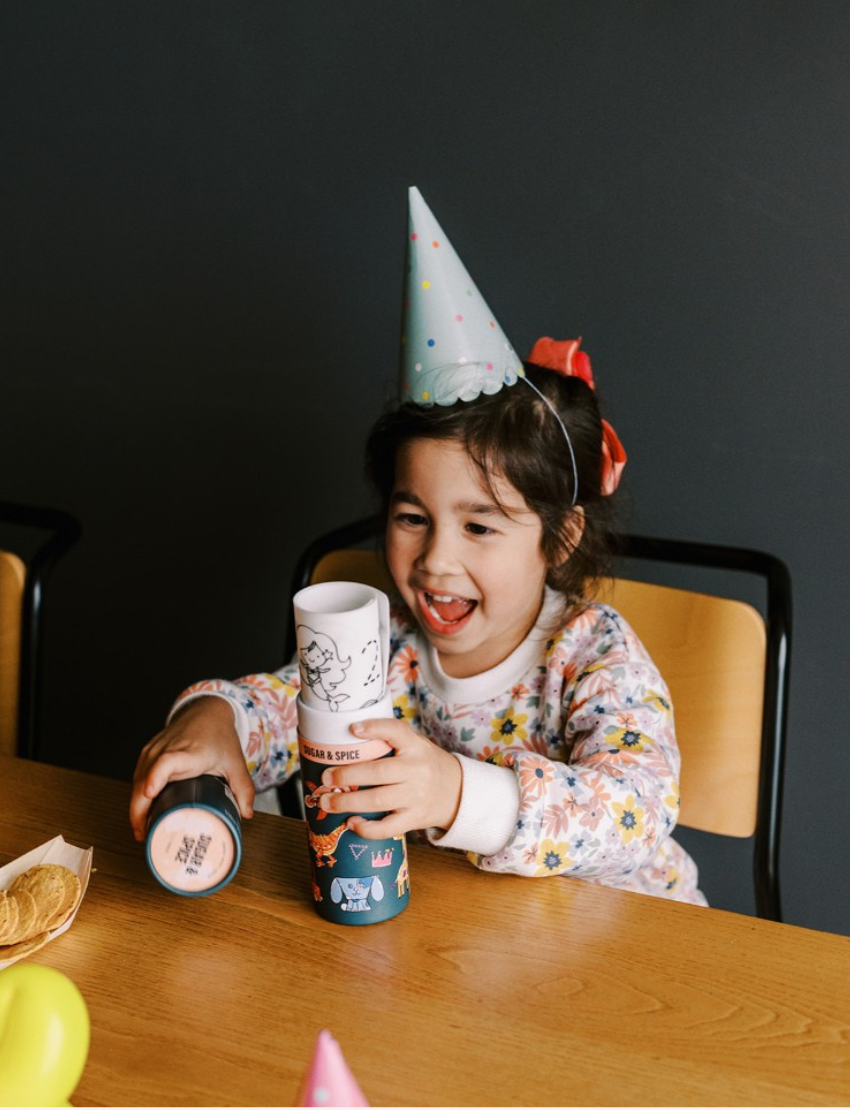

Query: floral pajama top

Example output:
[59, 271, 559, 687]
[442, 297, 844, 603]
[173, 587, 705, 906]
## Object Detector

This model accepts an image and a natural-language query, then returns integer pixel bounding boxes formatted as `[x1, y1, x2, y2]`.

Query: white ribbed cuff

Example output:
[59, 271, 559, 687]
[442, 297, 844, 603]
[427, 753, 520, 857]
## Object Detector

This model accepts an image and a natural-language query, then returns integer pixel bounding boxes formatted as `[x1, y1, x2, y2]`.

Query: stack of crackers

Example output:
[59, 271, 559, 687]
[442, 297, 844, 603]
[0, 864, 82, 962]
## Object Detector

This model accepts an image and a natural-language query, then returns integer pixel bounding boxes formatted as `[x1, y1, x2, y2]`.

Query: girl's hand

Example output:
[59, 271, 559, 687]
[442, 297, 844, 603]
[129, 697, 255, 841]
[317, 718, 462, 839]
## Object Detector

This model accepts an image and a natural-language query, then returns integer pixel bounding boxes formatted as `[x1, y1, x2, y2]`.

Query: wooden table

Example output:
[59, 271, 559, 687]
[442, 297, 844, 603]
[1, 755, 848, 1107]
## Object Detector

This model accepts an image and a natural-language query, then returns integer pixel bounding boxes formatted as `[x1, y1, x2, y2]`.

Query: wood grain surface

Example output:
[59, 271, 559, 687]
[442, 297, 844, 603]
[1, 755, 847, 1107]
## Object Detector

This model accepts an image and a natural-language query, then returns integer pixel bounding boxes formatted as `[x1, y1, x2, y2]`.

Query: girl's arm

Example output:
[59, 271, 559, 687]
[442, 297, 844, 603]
[168, 666, 303, 792]
[129, 666, 302, 839]
[462, 613, 682, 887]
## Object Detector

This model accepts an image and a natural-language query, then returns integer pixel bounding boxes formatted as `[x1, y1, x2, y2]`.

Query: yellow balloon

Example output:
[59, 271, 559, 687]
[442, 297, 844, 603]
[0, 964, 90, 1107]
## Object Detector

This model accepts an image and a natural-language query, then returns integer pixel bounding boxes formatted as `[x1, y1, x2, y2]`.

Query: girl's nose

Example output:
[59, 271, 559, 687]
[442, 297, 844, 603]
[416, 526, 462, 576]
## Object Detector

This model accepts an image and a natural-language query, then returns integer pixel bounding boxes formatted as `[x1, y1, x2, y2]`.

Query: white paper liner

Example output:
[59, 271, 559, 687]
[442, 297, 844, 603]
[0, 835, 93, 969]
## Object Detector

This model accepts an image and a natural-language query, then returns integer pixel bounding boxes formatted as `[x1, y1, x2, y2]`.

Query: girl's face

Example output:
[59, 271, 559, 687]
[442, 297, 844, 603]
[386, 437, 549, 678]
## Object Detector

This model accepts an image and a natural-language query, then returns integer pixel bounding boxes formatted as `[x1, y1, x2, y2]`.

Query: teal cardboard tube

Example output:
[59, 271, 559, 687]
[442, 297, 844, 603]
[146, 775, 242, 897]
[297, 695, 410, 925]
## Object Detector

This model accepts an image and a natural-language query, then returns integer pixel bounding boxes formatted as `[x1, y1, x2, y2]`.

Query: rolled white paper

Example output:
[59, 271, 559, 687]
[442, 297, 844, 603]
[297, 692, 394, 746]
[293, 582, 390, 713]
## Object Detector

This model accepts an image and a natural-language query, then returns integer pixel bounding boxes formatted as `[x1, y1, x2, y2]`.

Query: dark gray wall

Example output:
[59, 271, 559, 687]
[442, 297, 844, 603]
[2, 2, 848, 935]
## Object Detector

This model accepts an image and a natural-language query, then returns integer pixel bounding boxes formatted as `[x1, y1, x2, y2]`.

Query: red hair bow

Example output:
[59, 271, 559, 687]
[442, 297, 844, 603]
[526, 336, 626, 496]
[528, 336, 595, 388]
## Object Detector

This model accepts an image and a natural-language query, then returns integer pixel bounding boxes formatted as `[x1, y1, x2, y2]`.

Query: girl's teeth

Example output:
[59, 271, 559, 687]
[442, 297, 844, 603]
[424, 592, 476, 624]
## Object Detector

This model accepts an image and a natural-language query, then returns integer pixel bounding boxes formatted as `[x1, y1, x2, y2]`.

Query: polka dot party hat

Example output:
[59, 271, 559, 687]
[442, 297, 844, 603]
[400, 186, 524, 406]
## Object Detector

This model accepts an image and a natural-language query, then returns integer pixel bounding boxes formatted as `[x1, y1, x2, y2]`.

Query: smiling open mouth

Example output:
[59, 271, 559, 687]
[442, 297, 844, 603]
[421, 591, 478, 630]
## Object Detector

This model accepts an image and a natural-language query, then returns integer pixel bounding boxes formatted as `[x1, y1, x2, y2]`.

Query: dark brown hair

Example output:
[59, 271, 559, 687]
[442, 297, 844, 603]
[364, 362, 618, 603]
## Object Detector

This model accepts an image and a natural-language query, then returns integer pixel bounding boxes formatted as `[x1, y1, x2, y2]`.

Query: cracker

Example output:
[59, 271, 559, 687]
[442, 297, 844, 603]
[46, 867, 82, 931]
[0, 894, 19, 945]
[0, 931, 50, 961]
[7, 888, 37, 945]
[11, 864, 66, 919]
[0, 862, 82, 962]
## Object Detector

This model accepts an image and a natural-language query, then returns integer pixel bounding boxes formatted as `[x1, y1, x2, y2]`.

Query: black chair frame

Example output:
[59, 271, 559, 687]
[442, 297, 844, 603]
[284, 518, 792, 921]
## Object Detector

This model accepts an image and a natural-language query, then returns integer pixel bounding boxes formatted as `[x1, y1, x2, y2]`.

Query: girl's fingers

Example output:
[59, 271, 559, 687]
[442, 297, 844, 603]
[346, 813, 409, 840]
[129, 753, 192, 839]
[349, 718, 417, 750]
[142, 750, 205, 800]
[130, 751, 255, 839]
[322, 756, 399, 790]
[225, 760, 256, 819]
[128, 790, 153, 841]
[320, 783, 399, 816]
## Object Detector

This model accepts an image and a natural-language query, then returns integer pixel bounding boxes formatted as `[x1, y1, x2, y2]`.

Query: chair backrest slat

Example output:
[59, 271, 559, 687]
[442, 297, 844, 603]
[599, 578, 766, 837]
[0, 551, 26, 757]
[0, 502, 81, 760]
[311, 549, 393, 593]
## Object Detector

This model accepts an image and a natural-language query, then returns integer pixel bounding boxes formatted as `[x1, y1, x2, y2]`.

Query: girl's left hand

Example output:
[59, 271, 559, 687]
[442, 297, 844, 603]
[317, 718, 462, 839]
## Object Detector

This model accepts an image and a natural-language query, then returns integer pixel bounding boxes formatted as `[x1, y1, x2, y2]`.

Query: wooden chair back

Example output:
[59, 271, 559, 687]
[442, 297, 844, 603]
[309, 548, 394, 593]
[0, 502, 81, 760]
[287, 519, 791, 919]
[308, 551, 767, 837]
[597, 577, 765, 837]
[0, 550, 26, 757]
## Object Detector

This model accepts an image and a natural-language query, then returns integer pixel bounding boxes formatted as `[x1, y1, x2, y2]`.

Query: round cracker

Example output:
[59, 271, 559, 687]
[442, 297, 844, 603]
[7, 888, 38, 944]
[0, 894, 19, 946]
[46, 867, 82, 931]
[10, 865, 65, 923]
[0, 930, 50, 962]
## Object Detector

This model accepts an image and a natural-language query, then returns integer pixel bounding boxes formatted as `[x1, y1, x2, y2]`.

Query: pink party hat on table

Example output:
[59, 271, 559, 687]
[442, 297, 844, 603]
[296, 1029, 370, 1107]
[400, 186, 524, 406]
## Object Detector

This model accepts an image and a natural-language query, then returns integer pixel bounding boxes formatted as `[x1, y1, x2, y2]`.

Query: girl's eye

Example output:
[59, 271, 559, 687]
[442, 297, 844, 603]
[466, 522, 495, 536]
[395, 511, 427, 527]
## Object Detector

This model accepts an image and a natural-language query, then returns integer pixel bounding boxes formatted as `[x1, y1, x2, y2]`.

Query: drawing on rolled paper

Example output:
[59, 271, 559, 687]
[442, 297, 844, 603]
[360, 638, 380, 692]
[348, 842, 369, 860]
[330, 875, 385, 912]
[298, 627, 351, 711]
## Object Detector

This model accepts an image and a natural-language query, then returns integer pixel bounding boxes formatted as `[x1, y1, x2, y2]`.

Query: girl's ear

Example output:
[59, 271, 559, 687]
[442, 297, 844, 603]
[554, 507, 585, 566]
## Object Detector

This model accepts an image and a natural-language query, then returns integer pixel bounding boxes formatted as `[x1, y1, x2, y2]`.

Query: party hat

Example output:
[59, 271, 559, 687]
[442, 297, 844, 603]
[400, 186, 524, 406]
[296, 1029, 370, 1107]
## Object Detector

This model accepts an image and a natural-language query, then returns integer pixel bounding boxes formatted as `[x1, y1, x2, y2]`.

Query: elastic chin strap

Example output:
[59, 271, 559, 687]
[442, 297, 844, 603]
[519, 374, 579, 507]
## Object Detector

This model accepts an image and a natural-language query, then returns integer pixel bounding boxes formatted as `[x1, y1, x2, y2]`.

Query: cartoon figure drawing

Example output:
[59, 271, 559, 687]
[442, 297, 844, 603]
[304, 779, 357, 819]
[298, 626, 351, 711]
[360, 638, 380, 693]
[394, 856, 410, 899]
[330, 875, 385, 912]
[308, 820, 351, 868]
[309, 861, 323, 903]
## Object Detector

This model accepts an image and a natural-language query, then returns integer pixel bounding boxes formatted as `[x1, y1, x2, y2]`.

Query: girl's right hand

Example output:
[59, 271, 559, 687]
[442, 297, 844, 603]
[129, 697, 255, 841]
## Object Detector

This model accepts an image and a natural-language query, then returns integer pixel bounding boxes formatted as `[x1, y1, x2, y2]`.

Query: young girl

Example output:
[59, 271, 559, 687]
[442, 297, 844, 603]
[130, 187, 704, 905]
[130, 342, 704, 906]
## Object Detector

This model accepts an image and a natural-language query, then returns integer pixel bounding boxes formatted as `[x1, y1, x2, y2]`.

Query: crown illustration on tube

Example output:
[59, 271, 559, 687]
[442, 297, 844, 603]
[371, 848, 393, 867]
[400, 186, 524, 407]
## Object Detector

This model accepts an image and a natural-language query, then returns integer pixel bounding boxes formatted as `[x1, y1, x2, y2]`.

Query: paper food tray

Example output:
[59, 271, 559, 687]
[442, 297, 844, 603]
[0, 835, 93, 969]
